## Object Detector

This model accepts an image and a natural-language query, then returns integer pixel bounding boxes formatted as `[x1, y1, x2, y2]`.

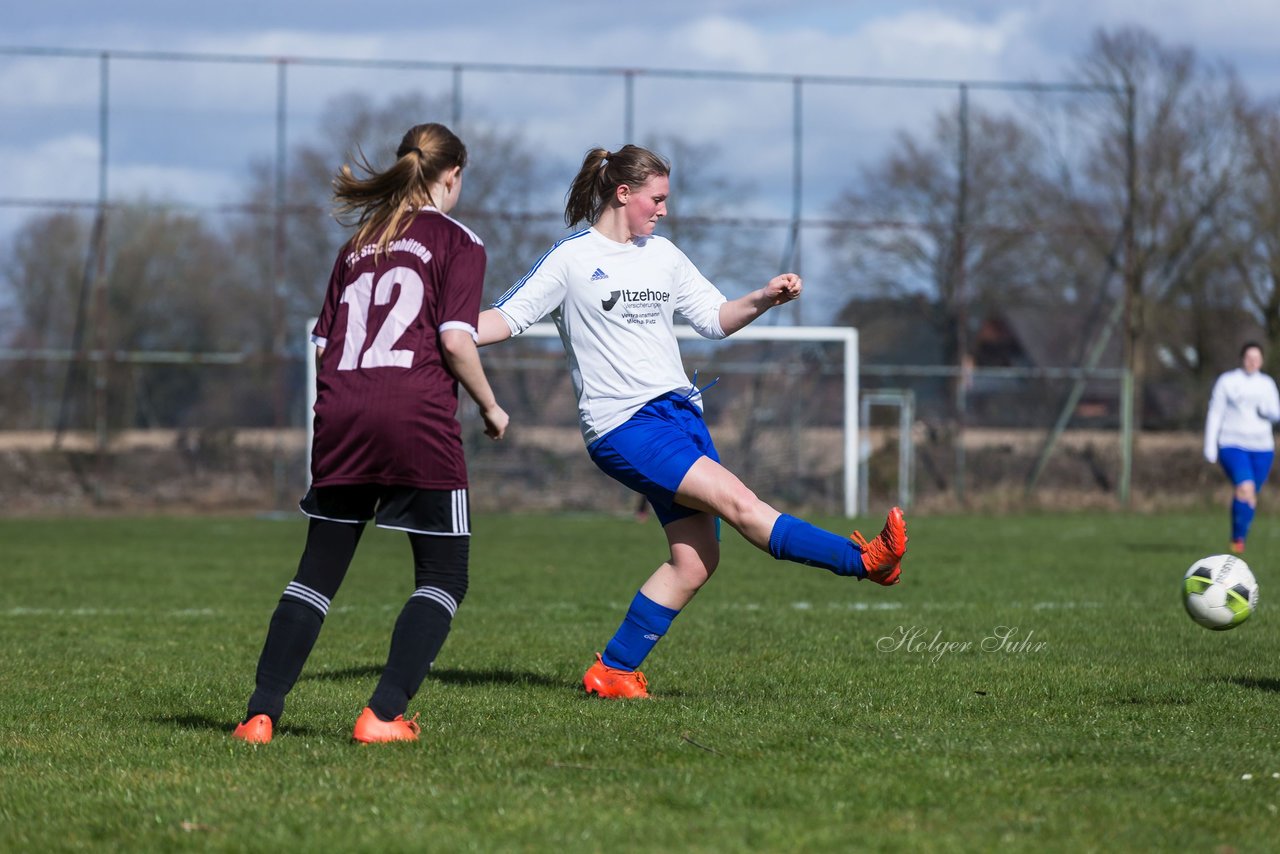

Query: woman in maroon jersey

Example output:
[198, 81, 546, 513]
[233, 122, 508, 745]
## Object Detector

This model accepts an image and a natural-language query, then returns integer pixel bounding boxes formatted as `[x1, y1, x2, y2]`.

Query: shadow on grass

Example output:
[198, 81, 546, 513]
[1223, 675, 1280, 692]
[429, 667, 691, 697]
[300, 663, 566, 690]
[430, 667, 563, 689]
[430, 667, 688, 697]
[156, 712, 324, 738]
[1120, 541, 1200, 556]
[302, 664, 383, 682]
[1111, 693, 1192, 706]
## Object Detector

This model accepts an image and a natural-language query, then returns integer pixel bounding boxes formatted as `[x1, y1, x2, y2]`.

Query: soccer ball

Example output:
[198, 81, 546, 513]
[1182, 554, 1259, 631]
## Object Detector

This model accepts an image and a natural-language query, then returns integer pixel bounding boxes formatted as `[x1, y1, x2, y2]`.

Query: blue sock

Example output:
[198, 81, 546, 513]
[1232, 499, 1254, 542]
[601, 592, 680, 671]
[768, 514, 864, 578]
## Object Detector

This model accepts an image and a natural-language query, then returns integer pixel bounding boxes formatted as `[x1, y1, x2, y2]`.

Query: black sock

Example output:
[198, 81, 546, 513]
[245, 599, 324, 724]
[367, 598, 452, 721]
[243, 518, 359, 724]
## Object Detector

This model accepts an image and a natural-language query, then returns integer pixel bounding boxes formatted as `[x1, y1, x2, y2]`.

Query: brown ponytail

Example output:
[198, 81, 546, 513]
[563, 144, 670, 227]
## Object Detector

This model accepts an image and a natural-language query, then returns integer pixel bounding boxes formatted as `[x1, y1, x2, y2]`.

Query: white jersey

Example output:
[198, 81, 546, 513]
[492, 227, 728, 444]
[1204, 367, 1280, 462]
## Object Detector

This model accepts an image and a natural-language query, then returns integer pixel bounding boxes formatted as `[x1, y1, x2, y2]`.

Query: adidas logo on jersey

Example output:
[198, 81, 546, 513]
[590, 268, 609, 281]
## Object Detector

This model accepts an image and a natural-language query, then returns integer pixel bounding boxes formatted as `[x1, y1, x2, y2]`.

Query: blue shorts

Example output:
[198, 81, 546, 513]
[1219, 447, 1274, 489]
[588, 392, 720, 527]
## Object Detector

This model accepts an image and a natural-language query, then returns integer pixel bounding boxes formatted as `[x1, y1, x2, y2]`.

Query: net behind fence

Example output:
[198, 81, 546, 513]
[0, 347, 1222, 516]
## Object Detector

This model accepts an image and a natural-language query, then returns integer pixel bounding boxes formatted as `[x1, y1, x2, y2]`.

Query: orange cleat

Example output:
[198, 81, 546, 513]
[352, 707, 421, 743]
[583, 653, 650, 699]
[232, 714, 273, 744]
[852, 506, 908, 585]
[1231, 539, 1246, 555]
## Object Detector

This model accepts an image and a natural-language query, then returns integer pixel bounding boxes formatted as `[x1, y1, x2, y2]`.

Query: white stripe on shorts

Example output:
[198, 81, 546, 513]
[452, 489, 469, 534]
[411, 586, 459, 617]
[282, 581, 331, 616]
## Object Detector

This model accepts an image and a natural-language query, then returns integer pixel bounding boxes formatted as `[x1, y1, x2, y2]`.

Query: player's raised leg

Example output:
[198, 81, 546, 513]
[673, 455, 907, 583]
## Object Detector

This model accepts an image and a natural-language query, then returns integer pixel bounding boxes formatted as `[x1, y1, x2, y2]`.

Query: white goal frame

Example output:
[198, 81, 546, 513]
[306, 320, 860, 517]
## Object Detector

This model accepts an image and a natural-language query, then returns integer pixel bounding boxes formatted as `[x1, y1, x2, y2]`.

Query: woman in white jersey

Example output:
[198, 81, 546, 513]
[478, 145, 907, 699]
[1204, 341, 1280, 554]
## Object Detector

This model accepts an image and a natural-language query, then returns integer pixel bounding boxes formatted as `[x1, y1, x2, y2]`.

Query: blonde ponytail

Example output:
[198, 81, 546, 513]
[333, 123, 468, 256]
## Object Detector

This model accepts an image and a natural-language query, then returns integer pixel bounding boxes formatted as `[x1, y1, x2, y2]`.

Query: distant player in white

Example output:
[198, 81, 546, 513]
[1204, 341, 1280, 554]
[478, 144, 908, 699]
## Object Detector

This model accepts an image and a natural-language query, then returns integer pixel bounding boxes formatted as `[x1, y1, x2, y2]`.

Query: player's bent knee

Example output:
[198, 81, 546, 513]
[409, 534, 470, 605]
[672, 560, 716, 588]
[717, 484, 763, 526]
[670, 548, 719, 583]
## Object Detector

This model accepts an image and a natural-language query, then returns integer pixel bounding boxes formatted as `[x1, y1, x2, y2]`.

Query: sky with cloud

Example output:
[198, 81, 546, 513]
[9, 1, 1279, 86]
[4, 1, 1279, 275]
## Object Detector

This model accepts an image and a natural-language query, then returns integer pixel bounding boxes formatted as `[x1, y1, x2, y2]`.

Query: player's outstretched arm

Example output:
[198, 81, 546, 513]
[718, 274, 802, 336]
[441, 329, 508, 439]
[477, 309, 514, 347]
[1203, 377, 1226, 462]
[1258, 377, 1280, 423]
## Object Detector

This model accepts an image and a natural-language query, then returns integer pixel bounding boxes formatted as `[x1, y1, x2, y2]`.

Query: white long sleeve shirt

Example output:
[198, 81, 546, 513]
[1204, 367, 1280, 462]
[492, 228, 728, 445]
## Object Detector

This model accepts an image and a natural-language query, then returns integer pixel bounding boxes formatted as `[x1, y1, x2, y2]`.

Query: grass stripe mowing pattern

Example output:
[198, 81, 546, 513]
[1, 512, 1278, 851]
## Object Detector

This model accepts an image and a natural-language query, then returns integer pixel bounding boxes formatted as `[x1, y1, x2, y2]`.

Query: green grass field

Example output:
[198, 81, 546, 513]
[2, 511, 1278, 852]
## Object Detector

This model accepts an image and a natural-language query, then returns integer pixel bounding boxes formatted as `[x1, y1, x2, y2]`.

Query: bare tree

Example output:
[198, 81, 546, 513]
[4, 212, 88, 353]
[1223, 95, 1280, 367]
[1062, 27, 1249, 427]
[1, 212, 88, 429]
[1, 206, 238, 430]
[645, 134, 775, 295]
[224, 91, 565, 439]
[826, 105, 1053, 370]
[836, 27, 1255, 433]
[232, 91, 561, 323]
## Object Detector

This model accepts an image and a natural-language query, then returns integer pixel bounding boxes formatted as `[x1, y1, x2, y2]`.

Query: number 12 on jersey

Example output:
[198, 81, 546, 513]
[335, 266, 425, 371]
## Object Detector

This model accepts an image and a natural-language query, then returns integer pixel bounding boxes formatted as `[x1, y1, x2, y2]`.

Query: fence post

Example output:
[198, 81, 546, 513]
[272, 58, 290, 508]
[952, 83, 970, 505]
[1119, 83, 1138, 507]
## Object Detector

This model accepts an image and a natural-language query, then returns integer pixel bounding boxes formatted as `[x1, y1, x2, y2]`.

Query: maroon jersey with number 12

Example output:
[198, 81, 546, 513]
[309, 209, 485, 490]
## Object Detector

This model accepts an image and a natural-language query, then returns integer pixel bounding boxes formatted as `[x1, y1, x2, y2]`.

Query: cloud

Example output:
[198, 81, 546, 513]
[0, 7, 1088, 238]
[0, 55, 102, 109]
[109, 163, 241, 205]
[666, 17, 773, 69]
[849, 9, 1028, 78]
[8, 134, 100, 199]
[1028, 0, 1280, 54]
[4, 130, 248, 213]
[5, 1, 1280, 233]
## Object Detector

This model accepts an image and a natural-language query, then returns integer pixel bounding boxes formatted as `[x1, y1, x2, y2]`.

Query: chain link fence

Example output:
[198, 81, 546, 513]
[0, 46, 1175, 517]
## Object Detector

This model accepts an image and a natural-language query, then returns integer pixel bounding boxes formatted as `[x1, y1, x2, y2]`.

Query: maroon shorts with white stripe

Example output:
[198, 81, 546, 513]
[299, 484, 470, 536]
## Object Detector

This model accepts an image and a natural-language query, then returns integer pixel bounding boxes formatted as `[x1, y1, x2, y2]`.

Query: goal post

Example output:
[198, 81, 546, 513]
[306, 320, 860, 518]
[525, 323, 859, 517]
